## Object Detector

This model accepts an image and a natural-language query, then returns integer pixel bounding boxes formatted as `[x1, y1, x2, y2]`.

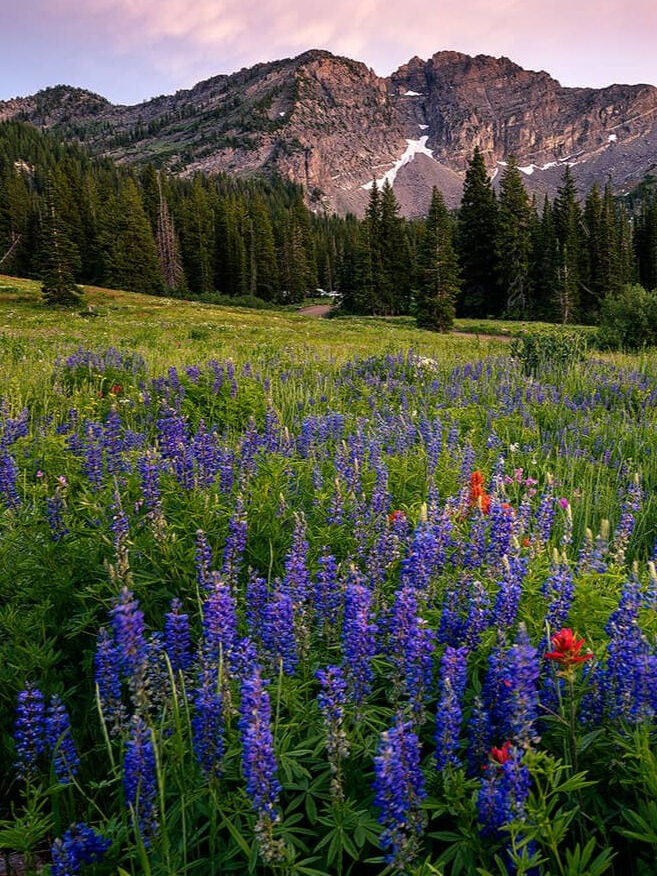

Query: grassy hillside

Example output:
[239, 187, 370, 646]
[0, 273, 506, 385]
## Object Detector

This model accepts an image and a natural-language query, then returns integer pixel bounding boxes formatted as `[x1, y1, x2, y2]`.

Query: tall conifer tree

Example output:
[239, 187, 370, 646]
[458, 146, 499, 316]
[496, 156, 532, 316]
[415, 187, 460, 331]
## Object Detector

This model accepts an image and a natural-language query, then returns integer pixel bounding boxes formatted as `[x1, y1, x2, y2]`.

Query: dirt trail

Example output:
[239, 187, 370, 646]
[297, 303, 334, 317]
[297, 305, 512, 342]
[453, 330, 512, 342]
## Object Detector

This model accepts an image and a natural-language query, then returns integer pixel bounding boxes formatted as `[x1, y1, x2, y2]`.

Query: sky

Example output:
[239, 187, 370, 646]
[1, 0, 656, 105]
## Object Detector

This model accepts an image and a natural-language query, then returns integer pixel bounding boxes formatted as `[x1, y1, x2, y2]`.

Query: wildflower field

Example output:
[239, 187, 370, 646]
[2, 276, 657, 876]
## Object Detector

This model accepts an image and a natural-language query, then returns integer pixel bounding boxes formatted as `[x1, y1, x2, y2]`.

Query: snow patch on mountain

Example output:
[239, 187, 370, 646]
[363, 137, 434, 190]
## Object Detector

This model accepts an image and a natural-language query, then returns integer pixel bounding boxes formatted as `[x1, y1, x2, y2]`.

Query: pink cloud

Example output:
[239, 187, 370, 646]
[3, 0, 657, 103]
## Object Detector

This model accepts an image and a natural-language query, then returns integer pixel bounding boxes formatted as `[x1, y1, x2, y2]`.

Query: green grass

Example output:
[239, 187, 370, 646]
[0, 274, 506, 387]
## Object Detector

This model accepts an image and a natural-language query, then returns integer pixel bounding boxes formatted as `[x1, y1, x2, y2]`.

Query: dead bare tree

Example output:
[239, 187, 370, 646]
[0, 233, 22, 268]
[155, 174, 183, 291]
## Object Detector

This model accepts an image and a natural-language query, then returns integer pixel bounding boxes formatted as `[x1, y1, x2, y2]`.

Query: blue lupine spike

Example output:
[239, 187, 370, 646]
[45, 694, 80, 783]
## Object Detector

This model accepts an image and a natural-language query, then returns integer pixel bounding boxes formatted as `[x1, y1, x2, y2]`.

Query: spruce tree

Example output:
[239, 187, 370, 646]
[40, 178, 83, 306]
[458, 146, 500, 316]
[496, 156, 532, 317]
[249, 195, 279, 300]
[529, 196, 559, 320]
[415, 187, 460, 331]
[635, 197, 657, 291]
[553, 166, 584, 323]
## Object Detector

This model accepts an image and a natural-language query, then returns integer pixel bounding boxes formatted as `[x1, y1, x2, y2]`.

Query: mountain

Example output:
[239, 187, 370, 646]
[2, 49, 657, 216]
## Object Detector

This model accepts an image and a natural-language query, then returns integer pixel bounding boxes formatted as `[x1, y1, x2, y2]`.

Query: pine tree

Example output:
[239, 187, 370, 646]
[99, 178, 163, 294]
[635, 196, 657, 291]
[352, 183, 381, 313]
[415, 187, 460, 331]
[216, 195, 247, 297]
[40, 177, 83, 306]
[529, 196, 559, 320]
[458, 147, 500, 316]
[496, 156, 532, 317]
[378, 180, 410, 315]
[249, 195, 279, 300]
[179, 176, 214, 296]
[553, 166, 584, 323]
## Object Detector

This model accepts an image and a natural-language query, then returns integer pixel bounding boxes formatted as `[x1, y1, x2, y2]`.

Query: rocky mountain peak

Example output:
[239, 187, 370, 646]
[2, 49, 657, 217]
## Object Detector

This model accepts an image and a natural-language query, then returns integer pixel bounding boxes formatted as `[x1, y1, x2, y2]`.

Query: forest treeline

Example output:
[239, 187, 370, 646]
[2, 120, 657, 324]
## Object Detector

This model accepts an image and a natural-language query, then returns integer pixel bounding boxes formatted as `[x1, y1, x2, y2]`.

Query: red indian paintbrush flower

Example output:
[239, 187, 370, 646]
[468, 471, 490, 515]
[545, 628, 593, 668]
[490, 740, 512, 765]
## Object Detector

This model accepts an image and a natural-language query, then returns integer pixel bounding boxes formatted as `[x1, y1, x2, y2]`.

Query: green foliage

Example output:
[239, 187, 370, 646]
[416, 188, 460, 332]
[510, 329, 589, 376]
[1, 288, 657, 874]
[597, 284, 657, 350]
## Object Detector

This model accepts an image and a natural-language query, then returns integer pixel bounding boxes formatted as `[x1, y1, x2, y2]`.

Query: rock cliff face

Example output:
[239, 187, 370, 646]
[2, 49, 657, 216]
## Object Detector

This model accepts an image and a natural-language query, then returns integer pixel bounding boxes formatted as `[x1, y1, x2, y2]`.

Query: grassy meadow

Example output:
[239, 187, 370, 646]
[1, 274, 657, 876]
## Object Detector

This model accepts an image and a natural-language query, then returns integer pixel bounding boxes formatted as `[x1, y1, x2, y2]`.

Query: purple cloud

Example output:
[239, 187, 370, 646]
[1, 0, 655, 104]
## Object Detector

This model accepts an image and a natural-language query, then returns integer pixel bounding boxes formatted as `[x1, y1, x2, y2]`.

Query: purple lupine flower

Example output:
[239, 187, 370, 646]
[239, 667, 284, 863]
[342, 581, 377, 704]
[487, 498, 515, 561]
[0, 451, 20, 508]
[465, 578, 492, 649]
[45, 695, 80, 783]
[386, 585, 435, 714]
[535, 488, 555, 545]
[543, 564, 575, 631]
[501, 627, 540, 748]
[50, 823, 111, 876]
[613, 475, 642, 564]
[282, 514, 311, 611]
[467, 696, 492, 775]
[195, 529, 214, 591]
[480, 644, 509, 748]
[316, 665, 349, 799]
[263, 589, 297, 675]
[110, 489, 129, 562]
[137, 451, 163, 517]
[110, 587, 147, 695]
[192, 664, 224, 778]
[437, 579, 466, 647]
[202, 573, 238, 666]
[103, 409, 126, 475]
[192, 421, 220, 487]
[373, 716, 427, 873]
[230, 636, 261, 679]
[604, 574, 654, 722]
[82, 421, 104, 490]
[491, 556, 528, 632]
[463, 513, 488, 570]
[221, 496, 248, 587]
[123, 715, 158, 843]
[477, 745, 531, 840]
[315, 551, 341, 631]
[94, 627, 124, 731]
[14, 684, 46, 781]
[45, 488, 68, 540]
[435, 646, 469, 770]
[164, 598, 192, 672]
[246, 572, 269, 642]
